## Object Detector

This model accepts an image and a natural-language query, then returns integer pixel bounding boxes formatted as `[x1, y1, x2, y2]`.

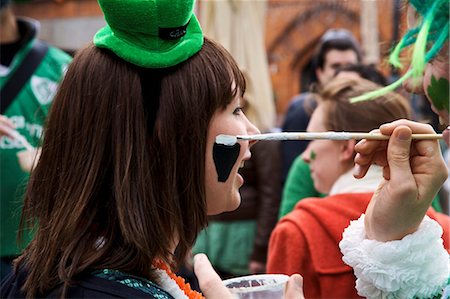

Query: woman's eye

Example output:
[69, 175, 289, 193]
[233, 107, 243, 115]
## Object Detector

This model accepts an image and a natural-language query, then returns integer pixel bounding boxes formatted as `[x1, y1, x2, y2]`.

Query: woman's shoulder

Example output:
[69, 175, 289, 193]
[1, 268, 174, 299]
[70, 269, 175, 298]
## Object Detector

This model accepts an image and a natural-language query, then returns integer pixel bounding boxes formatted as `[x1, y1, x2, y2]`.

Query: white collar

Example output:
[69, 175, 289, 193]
[329, 165, 383, 195]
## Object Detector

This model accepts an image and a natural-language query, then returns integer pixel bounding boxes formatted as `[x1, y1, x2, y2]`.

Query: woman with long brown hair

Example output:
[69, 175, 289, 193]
[0, 0, 305, 298]
[1, 0, 448, 297]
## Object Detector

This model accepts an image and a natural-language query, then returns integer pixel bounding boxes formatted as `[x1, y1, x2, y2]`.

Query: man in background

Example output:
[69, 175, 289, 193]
[281, 28, 363, 183]
[0, 0, 72, 279]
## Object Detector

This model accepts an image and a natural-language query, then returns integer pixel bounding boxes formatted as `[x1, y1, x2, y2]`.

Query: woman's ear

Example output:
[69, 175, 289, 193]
[339, 139, 356, 162]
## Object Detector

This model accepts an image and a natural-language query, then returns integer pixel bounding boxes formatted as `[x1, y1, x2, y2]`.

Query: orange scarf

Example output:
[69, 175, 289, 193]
[154, 259, 205, 299]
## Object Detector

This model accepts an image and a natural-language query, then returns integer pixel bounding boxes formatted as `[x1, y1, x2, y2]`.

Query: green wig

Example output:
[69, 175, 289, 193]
[351, 0, 449, 103]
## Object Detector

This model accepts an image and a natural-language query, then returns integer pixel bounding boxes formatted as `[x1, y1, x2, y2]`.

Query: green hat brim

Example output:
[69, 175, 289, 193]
[93, 14, 203, 68]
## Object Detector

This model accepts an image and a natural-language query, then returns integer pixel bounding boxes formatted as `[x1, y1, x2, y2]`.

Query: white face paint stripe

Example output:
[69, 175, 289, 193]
[215, 134, 238, 146]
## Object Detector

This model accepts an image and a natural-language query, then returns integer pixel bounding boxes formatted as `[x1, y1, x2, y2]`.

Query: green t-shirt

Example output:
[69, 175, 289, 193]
[0, 22, 72, 257]
[279, 156, 326, 219]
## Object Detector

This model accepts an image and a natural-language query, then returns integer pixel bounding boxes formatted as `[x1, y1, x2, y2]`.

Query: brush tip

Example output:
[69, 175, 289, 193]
[215, 134, 237, 146]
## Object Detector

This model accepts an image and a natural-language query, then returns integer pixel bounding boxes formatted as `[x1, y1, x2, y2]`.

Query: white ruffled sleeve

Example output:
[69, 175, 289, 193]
[339, 214, 449, 299]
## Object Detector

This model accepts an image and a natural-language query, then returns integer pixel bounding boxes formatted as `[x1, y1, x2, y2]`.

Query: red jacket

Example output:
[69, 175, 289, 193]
[267, 193, 450, 299]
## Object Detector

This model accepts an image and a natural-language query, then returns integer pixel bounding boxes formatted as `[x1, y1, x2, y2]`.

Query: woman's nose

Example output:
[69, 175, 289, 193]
[245, 117, 260, 147]
[246, 117, 260, 136]
[301, 148, 311, 164]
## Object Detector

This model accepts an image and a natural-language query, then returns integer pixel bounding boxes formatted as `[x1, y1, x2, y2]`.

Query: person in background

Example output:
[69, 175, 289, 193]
[334, 64, 387, 85]
[0, 0, 72, 280]
[0, 0, 303, 298]
[193, 72, 282, 277]
[279, 63, 390, 218]
[341, 1, 450, 296]
[280, 28, 363, 184]
[268, 76, 450, 298]
[351, 0, 448, 134]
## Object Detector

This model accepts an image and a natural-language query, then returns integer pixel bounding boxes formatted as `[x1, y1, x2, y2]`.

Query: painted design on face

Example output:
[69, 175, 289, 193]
[427, 75, 450, 112]
[213, 142, 241, 182]
[310, 150, 317, 161]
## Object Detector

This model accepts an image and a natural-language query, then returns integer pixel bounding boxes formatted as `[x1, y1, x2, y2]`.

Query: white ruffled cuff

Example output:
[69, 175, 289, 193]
[339, 214, 449, 299]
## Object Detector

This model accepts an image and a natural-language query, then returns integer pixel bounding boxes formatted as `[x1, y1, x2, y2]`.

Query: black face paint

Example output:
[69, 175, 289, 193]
[213, 143, 241, 182]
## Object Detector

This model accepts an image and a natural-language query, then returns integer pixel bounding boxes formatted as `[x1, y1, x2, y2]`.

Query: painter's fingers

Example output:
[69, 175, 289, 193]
[193, 254, 233, 299]
[354, 140, 387, 156]
[443, 126, 449, 147]
[354, 139, 388, 179]
[354, 130, 387, 155]
[379, 119, 436, 135]
[382, 120, 440, 161]
[385, 126, 416, 190]
[354, 149, 388, 167]
[353, 153, 389, 179]
[284, 274, 305, 299]
[353, 156, 370, 179]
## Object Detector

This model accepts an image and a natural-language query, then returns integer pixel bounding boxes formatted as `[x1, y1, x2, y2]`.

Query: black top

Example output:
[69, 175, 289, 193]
[1, 268, 175, 298]
[280, 92, 317, 181]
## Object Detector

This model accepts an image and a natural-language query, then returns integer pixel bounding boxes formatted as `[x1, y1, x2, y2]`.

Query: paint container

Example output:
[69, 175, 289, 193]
[223, 274, 289, 299]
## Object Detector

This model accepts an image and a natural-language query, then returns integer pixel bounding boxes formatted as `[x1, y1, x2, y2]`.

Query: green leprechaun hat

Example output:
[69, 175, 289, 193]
[94, 0, 204, 68]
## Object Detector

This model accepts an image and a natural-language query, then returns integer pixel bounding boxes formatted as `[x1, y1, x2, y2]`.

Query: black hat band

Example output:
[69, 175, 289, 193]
[159, 20, 190, 40]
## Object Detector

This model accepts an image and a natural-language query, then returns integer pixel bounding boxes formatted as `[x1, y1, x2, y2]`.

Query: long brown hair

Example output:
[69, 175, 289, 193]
[16, 37, 245, 297]
[317, 77, 411, 132]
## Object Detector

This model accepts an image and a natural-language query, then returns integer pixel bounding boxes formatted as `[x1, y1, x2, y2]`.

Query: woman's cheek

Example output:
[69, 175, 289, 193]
[423, 57, 450, 123]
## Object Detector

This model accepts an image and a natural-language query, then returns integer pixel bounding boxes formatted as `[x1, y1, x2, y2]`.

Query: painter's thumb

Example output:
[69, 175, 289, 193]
[387, 126, 413, 181]
[443, 126, 449, 147]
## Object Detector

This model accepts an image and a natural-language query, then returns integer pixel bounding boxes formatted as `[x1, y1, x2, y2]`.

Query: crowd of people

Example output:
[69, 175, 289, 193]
[0, 0, 449, 298]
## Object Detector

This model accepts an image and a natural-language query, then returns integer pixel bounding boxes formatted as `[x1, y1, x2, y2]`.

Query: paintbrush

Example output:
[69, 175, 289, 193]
[216, 132, 443, 146]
